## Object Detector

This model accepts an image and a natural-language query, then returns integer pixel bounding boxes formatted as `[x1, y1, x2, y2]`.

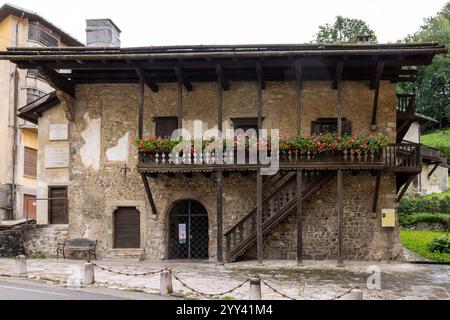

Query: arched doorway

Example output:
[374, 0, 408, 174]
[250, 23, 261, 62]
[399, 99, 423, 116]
[169, 200, 209, 260]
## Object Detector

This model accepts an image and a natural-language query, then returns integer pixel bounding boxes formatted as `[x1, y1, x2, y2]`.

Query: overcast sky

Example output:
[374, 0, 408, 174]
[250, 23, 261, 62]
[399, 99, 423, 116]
[5, 0, 449, 46]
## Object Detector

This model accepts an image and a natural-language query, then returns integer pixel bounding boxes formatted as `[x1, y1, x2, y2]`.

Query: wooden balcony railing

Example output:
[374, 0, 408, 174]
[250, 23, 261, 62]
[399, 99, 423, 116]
[137, 144, 422, 173]
[397, 93, 416, 114]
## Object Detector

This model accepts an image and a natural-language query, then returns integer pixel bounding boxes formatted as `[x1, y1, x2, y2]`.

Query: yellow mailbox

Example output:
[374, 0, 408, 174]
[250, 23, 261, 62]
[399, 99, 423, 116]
[382, 209, 396, 227]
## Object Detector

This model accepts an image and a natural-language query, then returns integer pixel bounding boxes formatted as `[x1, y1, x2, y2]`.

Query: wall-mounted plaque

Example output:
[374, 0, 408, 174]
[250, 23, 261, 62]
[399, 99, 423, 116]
[49, 124, 68, 141]
[45, 147, 69, 168]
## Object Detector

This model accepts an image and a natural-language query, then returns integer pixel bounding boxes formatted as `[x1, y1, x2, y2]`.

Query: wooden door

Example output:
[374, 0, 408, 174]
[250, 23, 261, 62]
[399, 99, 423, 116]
[23, 194, 36, 220]
[114, 207, 140, 249]
[49, 187, 68, 224]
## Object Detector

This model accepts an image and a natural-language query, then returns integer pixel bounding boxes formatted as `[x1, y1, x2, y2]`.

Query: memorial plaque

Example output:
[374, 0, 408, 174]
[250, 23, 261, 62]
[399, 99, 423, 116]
[45, 147, 69, 168]
[49, 124, 68, 141]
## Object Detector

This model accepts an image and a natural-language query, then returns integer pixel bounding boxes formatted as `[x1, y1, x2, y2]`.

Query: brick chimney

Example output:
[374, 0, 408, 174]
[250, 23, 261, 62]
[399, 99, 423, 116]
[86, 19, 121, 47]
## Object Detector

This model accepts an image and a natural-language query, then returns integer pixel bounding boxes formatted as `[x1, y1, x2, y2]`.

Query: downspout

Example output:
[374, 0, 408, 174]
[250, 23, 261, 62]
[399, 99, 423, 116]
[11, 14, 24, 219]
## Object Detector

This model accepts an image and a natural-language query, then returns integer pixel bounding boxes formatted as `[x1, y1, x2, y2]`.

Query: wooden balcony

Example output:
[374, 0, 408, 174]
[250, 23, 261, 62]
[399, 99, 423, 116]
[137, 144, 422, 174]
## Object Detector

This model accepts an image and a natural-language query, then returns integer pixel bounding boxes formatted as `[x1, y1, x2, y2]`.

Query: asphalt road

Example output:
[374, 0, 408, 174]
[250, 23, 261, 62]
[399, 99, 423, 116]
[0, 278, 177, 300]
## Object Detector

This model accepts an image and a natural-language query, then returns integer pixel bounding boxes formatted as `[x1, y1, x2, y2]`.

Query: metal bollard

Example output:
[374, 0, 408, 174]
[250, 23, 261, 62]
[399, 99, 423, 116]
[83, 263, 95, 285]
[249, 277, 261, 300]
[15, 255, 27, 276]
[339, 289, 363, 300]
[160, 270, 173, 296]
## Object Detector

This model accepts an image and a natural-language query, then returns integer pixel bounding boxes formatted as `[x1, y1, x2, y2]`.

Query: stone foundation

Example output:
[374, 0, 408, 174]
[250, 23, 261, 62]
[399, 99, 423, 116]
[24, 224, 68, 257]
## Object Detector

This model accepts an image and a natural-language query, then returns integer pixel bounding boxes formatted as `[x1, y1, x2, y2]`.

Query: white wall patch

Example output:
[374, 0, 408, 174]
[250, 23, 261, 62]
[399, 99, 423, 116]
[106, 132, 129, 162]
[80, 113, 101, 170]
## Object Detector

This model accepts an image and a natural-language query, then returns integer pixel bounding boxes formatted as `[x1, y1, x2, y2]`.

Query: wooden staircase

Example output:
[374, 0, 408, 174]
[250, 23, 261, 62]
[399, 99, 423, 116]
[224, 171, 334, 262]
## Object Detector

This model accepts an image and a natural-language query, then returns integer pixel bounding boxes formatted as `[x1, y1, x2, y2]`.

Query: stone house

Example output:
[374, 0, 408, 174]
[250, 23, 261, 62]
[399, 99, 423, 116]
[399, 108, 448, 195]
[1, 39, 446, 263]
[0, 4, 82, 221]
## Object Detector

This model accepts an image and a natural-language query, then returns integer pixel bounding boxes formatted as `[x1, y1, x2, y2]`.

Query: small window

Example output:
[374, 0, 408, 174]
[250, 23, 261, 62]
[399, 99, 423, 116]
[311, 118, 352, 135]
[48, 186, 68, 224]
[231, 117, 264, 134]
[24, 147, 37, 178]
[155, 117, 178, 138]
[26, 88, 46, 104]
[28, 23, 60, 47]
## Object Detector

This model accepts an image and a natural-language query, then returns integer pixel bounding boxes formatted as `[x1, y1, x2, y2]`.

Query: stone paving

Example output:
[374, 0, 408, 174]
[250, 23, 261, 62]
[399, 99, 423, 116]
[0, 258, 449, 300]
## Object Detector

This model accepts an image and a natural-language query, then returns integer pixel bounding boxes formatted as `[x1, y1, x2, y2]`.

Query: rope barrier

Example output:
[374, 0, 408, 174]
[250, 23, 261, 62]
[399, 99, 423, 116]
[169, 270, 250, 297]
[90, 262, 165, 277]
[89, 261, 360, 300]
[330, 286, 359, 300]
[260, 278, 297, 300]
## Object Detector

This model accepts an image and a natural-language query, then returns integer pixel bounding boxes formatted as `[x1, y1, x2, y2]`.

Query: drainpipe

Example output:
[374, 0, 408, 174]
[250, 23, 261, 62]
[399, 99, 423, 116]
[10, 14, 24, 220]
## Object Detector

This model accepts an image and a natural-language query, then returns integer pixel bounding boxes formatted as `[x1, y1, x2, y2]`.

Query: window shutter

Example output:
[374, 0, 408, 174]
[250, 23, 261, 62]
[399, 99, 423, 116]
[24, 147, 37, 178]
[311, 121, 321, 135]
[155, 117, 178, 138]
[342, 120, 352, 135]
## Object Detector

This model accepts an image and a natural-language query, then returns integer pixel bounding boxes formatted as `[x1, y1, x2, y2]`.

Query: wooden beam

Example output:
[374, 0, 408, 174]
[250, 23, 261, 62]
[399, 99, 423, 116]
[396, 174, 416, 202]
[372, 171, 382, 213]
[177, 68, 183, 131]
[216, 64, 229, 91]
[296, 62, 302, 135]
[138, 75, 145, 139]
[337, 169, 344, 266]
[216, 171, 224, 263]
[141, 173, 157, 215]
[336, 61, 343, 135]
[127, 60, 158, 92]
[36, 66, 75, 97]
[428, 163, 440, 178]
[370, 62, 384, 129]
[256, 63, 263, 131]
[175, 67, 193, 92]
[216, 65, 224, 132]
[257, 169, 263, 265]
[297, 169, 303, 265]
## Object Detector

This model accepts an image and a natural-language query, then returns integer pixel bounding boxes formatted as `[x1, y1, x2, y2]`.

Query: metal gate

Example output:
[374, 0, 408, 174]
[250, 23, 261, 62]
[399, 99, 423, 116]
[169, 200, 209, 260]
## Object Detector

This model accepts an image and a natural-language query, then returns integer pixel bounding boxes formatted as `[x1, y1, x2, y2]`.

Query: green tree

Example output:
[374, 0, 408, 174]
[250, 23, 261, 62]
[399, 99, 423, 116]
[315, 16, 377, 44]
[400, 2, 450, 129]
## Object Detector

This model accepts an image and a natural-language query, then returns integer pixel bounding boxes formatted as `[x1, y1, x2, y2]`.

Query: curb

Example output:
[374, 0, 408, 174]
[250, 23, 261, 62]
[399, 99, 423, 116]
[407, 261, 450, 265]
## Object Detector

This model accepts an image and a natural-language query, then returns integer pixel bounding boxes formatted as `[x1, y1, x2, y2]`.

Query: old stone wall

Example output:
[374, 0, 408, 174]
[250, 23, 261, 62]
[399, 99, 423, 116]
[35, 80, 400, 261]
[0, 225, 25, 257]
[24, 224, 68, 257]
[244, 173, 401, 261]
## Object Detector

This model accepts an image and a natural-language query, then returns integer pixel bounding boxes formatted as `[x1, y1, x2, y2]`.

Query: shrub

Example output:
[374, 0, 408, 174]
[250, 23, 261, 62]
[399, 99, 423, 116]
[399, 213, 450, 229]
[427, 237, 450, 253]
[399, 196, 450, 215]
[28, 252, 47, 259]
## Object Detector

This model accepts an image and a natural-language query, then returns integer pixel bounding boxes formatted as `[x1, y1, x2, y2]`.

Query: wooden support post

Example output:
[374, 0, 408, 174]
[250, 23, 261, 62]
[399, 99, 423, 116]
[337, 169, 344, 266]
[216, 171, 223, 263]
[36, 66, 75, 98]
[257, 169, 263, 265]
[428, 163, 440, 178]
[370, 62, 384, 130]
[256, 63, 263, 131]
[216, 65, 223, 132]
[372, 172, 381, 213]
[296, 62, 302, 135]
[336, 62, 343, 135]
[138, 75, 145, 139]
[141, 173, 157, 215]
[176, 68, 183, 131]
[396, 174, 416, 202]
[297, 169, 303, 265]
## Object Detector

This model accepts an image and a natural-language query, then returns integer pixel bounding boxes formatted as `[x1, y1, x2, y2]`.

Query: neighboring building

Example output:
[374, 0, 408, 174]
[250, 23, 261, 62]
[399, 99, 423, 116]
[398, 99, 448, 195]
[2, 38, 446, 263]
[0, 4, 82, 221]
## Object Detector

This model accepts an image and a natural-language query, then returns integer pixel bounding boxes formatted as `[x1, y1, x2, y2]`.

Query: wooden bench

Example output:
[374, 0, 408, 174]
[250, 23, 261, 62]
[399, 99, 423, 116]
[57, 239, 97, 261]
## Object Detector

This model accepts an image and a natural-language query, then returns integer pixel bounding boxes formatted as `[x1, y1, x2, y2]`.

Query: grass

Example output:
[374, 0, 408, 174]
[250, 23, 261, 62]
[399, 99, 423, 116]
[421, 127, 450, 163]
[28, 252, 48, 259]
[400, 230, 450, 263]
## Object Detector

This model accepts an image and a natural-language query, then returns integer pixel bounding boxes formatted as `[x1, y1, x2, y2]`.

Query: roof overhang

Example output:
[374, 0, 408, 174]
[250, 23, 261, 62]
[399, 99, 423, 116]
[18, 91, 60, 124]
